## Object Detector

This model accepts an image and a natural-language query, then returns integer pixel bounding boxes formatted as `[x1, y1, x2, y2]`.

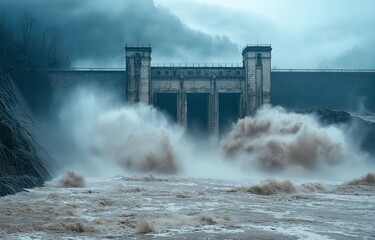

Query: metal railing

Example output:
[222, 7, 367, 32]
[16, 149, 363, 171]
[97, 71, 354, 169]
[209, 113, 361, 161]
[125, 43, 151, 48]
[48, 68, 125, 71]
[242, 44, 272, 51]
[14, 67, 375, 73]
[272, 69, 375, 73]
[243, 44, 272, 47]
[151, 63, 242, 68]
[14, 68, 126, 72]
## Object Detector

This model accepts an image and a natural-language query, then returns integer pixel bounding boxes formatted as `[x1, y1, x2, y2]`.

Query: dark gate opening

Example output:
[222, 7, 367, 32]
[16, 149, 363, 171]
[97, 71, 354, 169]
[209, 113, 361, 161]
[187, 93, 209, 135]
[219, 93, 240, 135]
[154, 93, 178, 122]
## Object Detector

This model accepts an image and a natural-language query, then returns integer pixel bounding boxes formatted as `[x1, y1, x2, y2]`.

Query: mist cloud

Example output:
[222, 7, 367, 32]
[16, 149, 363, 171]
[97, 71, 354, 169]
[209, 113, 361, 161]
[41, 85, 371, 181]
[332, 40, 375, 69]
[42, 86, 183, 176]
[4, 0, 374, 68]
[221, 106, 365, 176]
[3, 0, 239, 67]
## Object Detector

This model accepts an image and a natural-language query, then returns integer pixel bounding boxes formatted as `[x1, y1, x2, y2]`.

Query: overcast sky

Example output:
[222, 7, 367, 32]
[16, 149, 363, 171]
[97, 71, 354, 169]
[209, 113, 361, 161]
[154, 0, 375, 69]
[4, 0, 375, 68]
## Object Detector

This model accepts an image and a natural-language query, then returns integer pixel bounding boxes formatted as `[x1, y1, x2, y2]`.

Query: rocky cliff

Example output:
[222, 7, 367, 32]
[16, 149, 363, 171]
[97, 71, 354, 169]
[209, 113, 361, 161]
[0, 69, 53, 196]
[299, 108, 375, 157]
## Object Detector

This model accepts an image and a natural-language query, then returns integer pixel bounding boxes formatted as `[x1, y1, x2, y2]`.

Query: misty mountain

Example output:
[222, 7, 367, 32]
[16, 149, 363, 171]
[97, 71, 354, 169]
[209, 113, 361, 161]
[2, 0, 239, 67]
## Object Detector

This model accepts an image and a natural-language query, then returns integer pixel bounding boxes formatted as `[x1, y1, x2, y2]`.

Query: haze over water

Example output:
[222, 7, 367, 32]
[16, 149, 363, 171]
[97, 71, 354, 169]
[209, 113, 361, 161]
[42, 86, 372, 181]
[0, 80, 374, 239]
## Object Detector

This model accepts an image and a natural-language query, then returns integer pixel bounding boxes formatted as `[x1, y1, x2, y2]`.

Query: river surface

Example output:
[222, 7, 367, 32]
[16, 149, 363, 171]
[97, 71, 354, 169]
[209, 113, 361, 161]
[0, 175, 374, 239]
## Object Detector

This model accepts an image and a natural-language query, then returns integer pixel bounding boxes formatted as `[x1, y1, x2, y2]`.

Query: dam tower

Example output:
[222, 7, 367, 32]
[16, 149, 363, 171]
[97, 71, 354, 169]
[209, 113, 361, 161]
[125, 44, 152, 104]
[242, 45, 272, 114]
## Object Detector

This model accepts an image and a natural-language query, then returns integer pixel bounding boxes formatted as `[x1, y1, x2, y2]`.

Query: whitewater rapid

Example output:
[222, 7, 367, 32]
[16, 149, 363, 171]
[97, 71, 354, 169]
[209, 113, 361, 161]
[4, 86, 373, 239]
[1, 175, 374, 239]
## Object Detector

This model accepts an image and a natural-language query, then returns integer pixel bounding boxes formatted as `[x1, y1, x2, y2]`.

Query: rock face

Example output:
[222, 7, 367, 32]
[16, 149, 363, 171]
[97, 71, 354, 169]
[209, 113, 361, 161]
[299, 108, 375, 157]
[0, 70, 53, 196]
[297, 108, 352, 125]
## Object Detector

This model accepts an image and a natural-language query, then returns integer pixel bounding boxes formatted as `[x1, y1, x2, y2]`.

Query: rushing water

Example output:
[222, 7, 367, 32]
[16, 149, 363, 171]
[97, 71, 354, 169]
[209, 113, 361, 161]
[2, 87, 374, 239]
[0, 175, 374, 239]
[43, 87, 372, 180]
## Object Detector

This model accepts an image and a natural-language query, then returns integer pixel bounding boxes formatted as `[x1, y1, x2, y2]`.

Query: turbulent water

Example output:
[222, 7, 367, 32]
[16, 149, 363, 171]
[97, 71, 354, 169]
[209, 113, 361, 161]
[42, 87, 372, 180]
[0, 174, 374, 239]
[2, 86, 375, 239]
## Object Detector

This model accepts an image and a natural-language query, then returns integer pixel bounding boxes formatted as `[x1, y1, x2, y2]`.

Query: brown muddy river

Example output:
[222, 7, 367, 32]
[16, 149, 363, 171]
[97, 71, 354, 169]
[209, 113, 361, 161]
[1, 175, 374, 239]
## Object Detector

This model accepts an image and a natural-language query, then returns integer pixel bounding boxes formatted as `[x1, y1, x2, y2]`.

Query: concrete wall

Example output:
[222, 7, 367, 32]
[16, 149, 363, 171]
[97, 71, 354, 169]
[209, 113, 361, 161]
[151, 67, 244, 93]
[125, 45, 272, 134]
[271, 71, 375, 112]
[12, 70, 126, 116]
[151, 67, 245, 134]
[15, 69, 375, 111]
[48, 70, 125, 88]
[11, 70, 53, 115]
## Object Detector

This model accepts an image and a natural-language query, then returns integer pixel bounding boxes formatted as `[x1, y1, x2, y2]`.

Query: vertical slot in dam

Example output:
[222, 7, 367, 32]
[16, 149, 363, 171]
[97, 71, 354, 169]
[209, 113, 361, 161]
[219, 93, 241, 135]
[154, 93, 178, 122]
[187, 93, 209, 135]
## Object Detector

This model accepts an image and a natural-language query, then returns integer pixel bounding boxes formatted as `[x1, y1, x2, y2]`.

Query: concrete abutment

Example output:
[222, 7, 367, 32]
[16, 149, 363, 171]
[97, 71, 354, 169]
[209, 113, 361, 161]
[125, 44, 272, 135]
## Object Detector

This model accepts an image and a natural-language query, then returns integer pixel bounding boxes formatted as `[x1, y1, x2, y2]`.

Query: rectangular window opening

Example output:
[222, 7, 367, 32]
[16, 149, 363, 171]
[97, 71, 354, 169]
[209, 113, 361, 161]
[257, 53, 262, 66]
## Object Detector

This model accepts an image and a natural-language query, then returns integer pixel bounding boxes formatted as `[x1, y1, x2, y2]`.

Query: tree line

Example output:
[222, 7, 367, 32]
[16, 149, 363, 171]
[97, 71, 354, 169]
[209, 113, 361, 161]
[0, 10, 70, 70]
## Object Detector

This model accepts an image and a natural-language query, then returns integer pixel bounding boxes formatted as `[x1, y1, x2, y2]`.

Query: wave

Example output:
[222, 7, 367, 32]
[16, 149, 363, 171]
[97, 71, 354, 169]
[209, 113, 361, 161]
[346, 173, 375, 186]
[221, 106, 355, 172]
[247, 179, 296, 195]
[58, 171, 85, 188]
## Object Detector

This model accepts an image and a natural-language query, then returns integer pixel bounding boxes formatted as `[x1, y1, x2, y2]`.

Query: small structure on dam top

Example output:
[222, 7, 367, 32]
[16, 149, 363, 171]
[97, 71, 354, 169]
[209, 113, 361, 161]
[13, 45, 375, 135]
[125, 44, 272, 135]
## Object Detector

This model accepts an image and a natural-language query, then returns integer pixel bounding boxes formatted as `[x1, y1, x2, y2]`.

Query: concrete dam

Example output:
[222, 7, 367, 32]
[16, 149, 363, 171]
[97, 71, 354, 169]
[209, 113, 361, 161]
[12, 44, 375, 135]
